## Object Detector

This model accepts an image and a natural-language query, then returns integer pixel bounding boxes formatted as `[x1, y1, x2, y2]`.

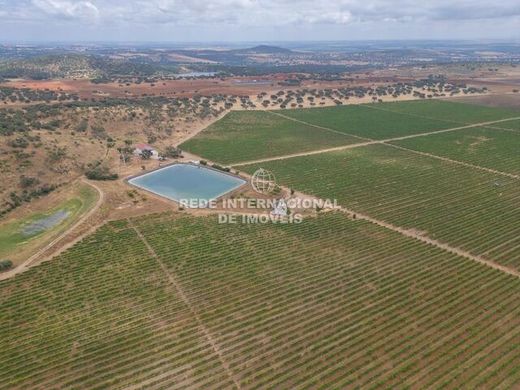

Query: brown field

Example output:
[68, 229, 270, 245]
[0, 74, 422, 102]
[448, 92, 520, 109]
[1, 75, 291, 100]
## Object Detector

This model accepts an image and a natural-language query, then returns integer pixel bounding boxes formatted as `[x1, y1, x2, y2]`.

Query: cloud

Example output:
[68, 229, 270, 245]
[129, 0, 520, 25]
[431, 2, 520, 21]
[31, 0, 99, 20]
[3, 0, 519, 26]
[1, 0, 520, 41]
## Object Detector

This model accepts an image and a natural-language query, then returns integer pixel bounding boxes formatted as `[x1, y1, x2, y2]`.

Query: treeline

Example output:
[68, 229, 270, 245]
[0, 68, 52, 80]
[0, 87, 79, 104]
[1, 184, 58, 217]
[0, 92, 253, 135]
[195, 64, 369, 77]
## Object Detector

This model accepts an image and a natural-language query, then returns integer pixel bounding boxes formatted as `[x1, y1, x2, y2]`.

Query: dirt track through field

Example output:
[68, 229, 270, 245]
[128, 219, 241, 390]
[232, 142, 376, 166]
[335, 206, 520, 278]
[384, 143, 520, 179]
[266, 110, 373, 141]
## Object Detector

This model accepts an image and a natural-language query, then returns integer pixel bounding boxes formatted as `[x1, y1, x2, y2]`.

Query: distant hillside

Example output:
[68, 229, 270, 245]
[236, 45, 293, 54]
[0, 55, 175, 81]
[0, 54, 97, 80]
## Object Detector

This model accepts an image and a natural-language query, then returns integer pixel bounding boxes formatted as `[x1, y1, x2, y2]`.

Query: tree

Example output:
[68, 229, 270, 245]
[117, 145, 133, 164]
[141, 149, 153, 160]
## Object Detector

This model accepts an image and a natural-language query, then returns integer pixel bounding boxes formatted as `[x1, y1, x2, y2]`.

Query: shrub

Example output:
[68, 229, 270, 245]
[20, 176, 40, 188]
[91, 125, 107, 139]
[8, 137, 29, 148]
[211, 163, 230, 172]
[75, 119, 88, 132]
[47, 146, 67, 163]
[163, 146, 182, 158]
[0, 260, 13, 271]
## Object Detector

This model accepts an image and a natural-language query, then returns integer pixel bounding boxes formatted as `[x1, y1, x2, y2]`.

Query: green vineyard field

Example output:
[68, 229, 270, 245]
[393, 126, 520, 175]
[372, 100, 520, 124]
[180, 110, 358, 164]
[1, 213, 519, 389]
[240, 144, 520, 271]
[274, 103, 457, 139]
[495, 119, 520, 131]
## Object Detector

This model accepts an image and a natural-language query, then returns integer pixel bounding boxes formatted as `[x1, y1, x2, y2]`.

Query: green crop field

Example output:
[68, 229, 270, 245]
[2, 213, 520, 389]
[392, 127, 520, 176]
[494, 119, 520, 131]
[374, 100, 520, 124]
[180, 110, 359, 164]
[275, 103, 457, 139]
[181, 101, 520, 165]
[240, 144, 520, 271]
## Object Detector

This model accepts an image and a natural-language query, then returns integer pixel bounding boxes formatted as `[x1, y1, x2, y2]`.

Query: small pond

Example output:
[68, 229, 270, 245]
[22, 209, 70, 237]
[128, 163, 246, 205]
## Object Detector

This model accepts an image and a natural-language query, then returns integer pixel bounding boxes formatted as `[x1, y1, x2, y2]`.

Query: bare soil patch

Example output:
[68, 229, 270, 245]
[448, 93, 520, 109]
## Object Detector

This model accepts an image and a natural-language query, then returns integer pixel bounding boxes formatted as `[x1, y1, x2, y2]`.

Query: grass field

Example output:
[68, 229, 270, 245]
[1, 213, 519, 389]
[392, 127, 520, 175]
[240, 144, 520, 271]
[0, 184, 98, 265]
[180, 110, 359, 164]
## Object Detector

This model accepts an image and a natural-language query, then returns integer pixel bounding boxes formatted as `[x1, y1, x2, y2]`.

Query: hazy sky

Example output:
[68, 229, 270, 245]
[1, 0, 520, 42]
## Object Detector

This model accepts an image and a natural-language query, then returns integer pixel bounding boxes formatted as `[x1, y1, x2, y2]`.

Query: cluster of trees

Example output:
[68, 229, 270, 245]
[0, 89, 257, 138]
[1, 184, 57, 217]
[163, 146, 182, 158]
[256, 77, 485, 109]
[0, 68, 52, 80]
[0, 104, 65, 135]
[85, 161, 118, 181]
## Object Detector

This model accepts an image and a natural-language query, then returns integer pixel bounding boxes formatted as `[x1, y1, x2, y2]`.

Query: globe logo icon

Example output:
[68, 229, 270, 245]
[251, 168, 276, 194]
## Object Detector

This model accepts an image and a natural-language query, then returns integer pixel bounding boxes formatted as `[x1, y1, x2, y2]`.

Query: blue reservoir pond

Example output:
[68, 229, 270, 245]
[128, 164, 246, 204]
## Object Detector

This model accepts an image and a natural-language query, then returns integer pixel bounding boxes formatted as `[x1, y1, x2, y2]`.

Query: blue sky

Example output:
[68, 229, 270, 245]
[1, 0, 520, 42]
